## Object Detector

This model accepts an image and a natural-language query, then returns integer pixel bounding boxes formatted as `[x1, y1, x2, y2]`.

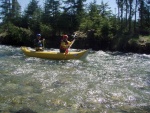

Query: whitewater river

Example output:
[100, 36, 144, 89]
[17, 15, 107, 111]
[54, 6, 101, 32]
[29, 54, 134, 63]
[0, 45, 150, 113]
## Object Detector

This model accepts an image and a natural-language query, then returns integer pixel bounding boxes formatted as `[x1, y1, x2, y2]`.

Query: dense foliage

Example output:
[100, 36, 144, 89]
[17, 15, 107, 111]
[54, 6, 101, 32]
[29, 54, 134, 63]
[0, 0, 150, 53]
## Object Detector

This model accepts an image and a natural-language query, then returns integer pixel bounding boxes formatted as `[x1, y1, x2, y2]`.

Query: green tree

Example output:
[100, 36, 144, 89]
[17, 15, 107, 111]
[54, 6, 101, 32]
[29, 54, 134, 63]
[12, 0, 21, 18]
[0, 0, 20, 23]
[61, 0, 86, 32]
[76, 0, 86, 29]
[128, 0, 133, 32]
[88, 0, 100, 21]
[134, 0, 138, 32]
[0, 0, 11, 22]
[62, 0, 78, 33]
[43, 0, 60, 35]
[0, 0, 21, 35]
[138, 0, 150, 34]
[24, 0, 39, 17]
[99, 1, 111, 18]
[23, 0, 42, 33]
[116, 0, 121, 20]
[63, 0, 76, 14]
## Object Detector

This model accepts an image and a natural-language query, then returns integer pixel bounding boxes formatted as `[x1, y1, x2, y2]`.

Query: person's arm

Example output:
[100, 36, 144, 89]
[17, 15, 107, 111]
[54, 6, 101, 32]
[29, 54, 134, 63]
[67, 41, 72, 46]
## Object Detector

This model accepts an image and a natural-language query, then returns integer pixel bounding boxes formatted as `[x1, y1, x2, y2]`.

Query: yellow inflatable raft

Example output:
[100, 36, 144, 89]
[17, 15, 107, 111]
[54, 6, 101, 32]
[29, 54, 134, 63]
[21, 46, 89, 60]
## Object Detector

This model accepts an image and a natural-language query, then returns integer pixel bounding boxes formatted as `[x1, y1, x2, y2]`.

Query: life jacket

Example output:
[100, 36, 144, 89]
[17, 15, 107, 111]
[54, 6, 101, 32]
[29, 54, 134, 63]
[60, 40, 71, 50]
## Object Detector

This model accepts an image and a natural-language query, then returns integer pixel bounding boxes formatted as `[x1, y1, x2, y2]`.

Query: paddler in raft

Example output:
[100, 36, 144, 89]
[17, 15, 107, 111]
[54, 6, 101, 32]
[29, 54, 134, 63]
[59, 34, 75, 53]
[34, 34, 45, 51]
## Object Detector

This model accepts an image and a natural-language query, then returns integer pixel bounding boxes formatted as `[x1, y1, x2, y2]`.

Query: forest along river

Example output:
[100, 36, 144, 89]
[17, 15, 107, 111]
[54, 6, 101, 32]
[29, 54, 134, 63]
[0, 45, 150, 113]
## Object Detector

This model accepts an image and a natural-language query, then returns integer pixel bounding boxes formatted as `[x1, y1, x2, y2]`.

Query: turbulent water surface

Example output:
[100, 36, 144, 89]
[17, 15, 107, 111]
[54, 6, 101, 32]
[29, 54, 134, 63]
[0, 45, 150, 113]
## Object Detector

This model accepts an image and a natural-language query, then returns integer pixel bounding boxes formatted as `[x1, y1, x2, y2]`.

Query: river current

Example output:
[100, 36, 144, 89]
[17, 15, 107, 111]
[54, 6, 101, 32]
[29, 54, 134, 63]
[0, 45, 150, 113]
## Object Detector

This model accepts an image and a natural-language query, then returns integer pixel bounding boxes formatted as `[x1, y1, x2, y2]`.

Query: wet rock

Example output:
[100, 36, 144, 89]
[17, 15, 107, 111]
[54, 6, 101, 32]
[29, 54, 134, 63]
[57, 109, 69, 113]
[74, 31, 87, 38]
[15, 108, 37, 113]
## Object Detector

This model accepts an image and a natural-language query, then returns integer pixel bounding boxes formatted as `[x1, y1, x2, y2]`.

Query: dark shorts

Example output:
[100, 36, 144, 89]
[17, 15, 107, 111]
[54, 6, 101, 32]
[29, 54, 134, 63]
[60, 49, 65, 53]
[35, 47, 44, 51]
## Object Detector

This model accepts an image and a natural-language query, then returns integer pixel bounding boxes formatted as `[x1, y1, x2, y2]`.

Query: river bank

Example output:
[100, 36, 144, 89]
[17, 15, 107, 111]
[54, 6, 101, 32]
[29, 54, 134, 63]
[0, 30, 150, 54]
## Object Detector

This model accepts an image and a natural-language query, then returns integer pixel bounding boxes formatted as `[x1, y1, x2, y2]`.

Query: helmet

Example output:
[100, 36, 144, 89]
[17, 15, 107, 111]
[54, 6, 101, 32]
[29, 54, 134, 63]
[63, 35, 68, 39]
[37, 34, 41, 37]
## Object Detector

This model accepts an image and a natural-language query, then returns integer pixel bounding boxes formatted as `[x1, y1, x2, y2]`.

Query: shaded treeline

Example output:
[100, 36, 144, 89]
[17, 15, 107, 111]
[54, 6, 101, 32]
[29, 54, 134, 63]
[0, 0, 150, 53]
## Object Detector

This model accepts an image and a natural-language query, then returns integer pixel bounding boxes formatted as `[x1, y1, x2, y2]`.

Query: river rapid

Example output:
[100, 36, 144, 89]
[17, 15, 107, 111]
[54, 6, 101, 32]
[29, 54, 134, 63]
[0, 45, 150, 113]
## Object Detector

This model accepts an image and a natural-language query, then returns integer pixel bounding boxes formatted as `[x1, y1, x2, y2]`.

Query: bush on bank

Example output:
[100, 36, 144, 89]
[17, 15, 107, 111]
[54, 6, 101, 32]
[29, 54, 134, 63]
[0, 23, 33, 46]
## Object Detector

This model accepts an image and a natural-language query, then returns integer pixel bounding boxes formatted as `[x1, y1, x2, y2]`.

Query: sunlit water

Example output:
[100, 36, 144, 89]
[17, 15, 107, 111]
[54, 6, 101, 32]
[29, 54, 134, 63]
[0, 45, 150, 113]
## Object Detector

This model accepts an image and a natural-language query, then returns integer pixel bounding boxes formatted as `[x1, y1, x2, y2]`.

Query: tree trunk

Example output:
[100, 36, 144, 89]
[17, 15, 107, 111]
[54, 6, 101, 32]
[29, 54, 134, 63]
[134, 0, 138, 33]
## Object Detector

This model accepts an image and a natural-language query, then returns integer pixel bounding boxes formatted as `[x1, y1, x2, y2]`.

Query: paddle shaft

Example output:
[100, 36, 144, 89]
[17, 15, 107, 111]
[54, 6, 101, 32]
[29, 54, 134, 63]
[69, 39, 75, 49]
[69, 33, 77, 48]
[42, 39, 45, 49]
